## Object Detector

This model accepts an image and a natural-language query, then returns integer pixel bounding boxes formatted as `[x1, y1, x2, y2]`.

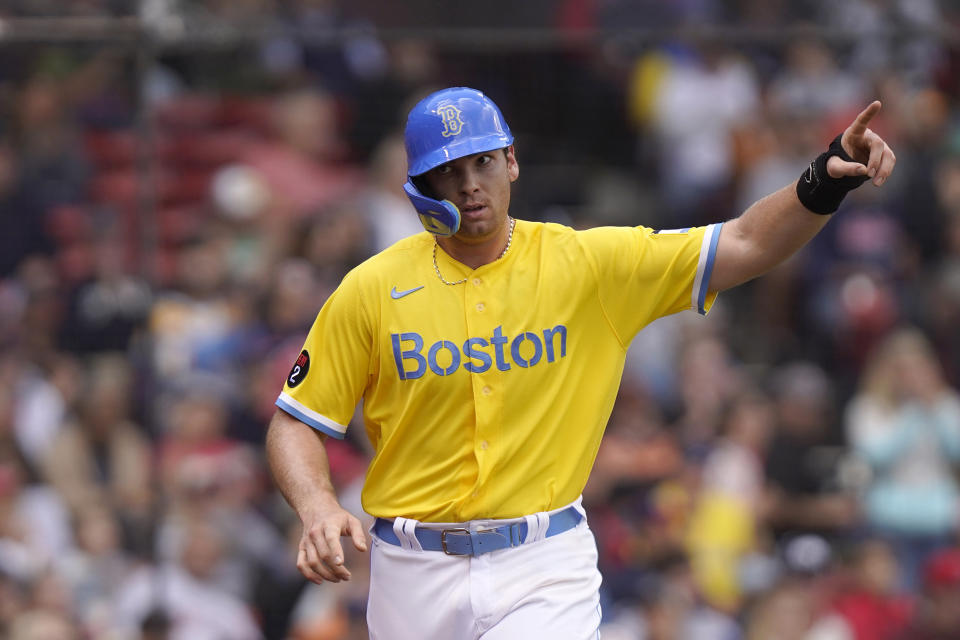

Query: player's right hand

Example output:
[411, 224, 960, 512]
[297, 502, 368, 583]
[827, 100, 896, 186]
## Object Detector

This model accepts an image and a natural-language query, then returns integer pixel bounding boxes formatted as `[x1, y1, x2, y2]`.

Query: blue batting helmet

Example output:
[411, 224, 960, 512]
[405, 87, 513, 177]
[403, 87, 514, 236]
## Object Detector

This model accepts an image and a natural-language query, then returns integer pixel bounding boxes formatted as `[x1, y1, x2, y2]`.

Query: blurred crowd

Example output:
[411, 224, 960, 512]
[2, 0, 960, 638]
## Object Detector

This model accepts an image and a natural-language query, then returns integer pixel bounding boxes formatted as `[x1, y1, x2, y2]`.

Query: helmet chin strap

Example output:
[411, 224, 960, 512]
[403, 180, 461, 237]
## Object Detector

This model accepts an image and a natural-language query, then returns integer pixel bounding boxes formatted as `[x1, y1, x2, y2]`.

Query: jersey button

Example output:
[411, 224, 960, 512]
[473, 278, 482, 286]
[479, 440, 489, 450]
[475, 302, 485, 312]
[482, 386, 492, 395]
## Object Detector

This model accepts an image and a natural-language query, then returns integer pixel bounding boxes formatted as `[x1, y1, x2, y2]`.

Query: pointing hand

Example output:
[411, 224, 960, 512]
[826, 101, 896, 187]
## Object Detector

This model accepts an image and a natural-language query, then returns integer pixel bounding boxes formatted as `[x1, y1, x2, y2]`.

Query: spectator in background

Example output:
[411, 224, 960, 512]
[6, 609, 78, 640]
[899, 548, 960, 639]
[585, 383, 687, 607]
[157, 392, 253, 507]
[114, 520, 262, 640]
[600, 552, 742, 640]
[257, 259, 324, 345]
[741, 533, 853, 640]
[55, 503, 136, 638]
[59, 234, 152, 354]
[348, 39, 439, 160]
[586, 383, 683, 506]
[24, 569, 77, 632]
[148, 230, 245, 388]
[284, 581, 351, 640]
[820, 539, 913, 640]
[686, 391, 775, 612]
[828, 0, 944, 86]
[735, 103, 825, 219]
[673, 336, 746, 461]
[765, 362, 859, 543]
[646, 43, 760, 225]
[13, 72, 90, 214]
[269, 0, 390, 99]
[0, 140, 50, 278]
[8, 255, 69, 368]
[846, 328, 960, 590]
[10, 349, 82, 470]
[0, 358, 20, 447]
[0, 446, 73, 581]
[927, 154, 960, 384]
[234, 258, 327, 444]
[767, 39, 865, 119]
[41, 356, 153, 546]
[157, 391, 290, 603]
[295, 202, 372, 284]
[208, 163, 281, 289]
[743, 577, 825, 640]
[0, 568, 28, 636]
[240, 87, 362, 221]
[362, 133, 422, 252]
[803, 207, 906, 378]
[889, 88, 952, 265]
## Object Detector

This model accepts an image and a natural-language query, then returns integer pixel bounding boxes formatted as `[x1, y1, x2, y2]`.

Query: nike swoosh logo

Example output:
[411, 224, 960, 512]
[390, 285, 424, 299]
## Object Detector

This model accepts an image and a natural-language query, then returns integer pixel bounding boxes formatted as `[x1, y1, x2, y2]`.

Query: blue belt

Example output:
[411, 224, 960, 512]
[373, 506, 582, 557]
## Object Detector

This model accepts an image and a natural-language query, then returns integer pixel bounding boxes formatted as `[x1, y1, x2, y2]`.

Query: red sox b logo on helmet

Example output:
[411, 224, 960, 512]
[437, 105, 464, 138]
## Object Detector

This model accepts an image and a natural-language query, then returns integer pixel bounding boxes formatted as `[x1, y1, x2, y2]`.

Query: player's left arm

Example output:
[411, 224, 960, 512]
[708, 101, 896, 293]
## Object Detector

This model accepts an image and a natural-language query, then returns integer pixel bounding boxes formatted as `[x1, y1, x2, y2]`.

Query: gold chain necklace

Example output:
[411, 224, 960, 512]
[433, 217, 515, 286]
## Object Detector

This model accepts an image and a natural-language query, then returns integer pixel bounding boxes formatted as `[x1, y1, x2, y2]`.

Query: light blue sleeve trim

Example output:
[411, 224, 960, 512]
[275, 397, 347, 440]
[697, 222, 723, 315]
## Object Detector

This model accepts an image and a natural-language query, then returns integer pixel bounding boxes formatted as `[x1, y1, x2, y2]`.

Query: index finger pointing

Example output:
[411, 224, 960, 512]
[849, 100, 882, 136]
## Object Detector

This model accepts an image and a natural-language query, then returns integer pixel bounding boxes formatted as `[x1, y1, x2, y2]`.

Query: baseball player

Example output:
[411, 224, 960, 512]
[266, 87, 895, 638]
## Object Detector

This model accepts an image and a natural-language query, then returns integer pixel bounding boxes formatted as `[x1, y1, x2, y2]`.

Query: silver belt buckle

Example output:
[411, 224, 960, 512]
[440, 528, 471, 555]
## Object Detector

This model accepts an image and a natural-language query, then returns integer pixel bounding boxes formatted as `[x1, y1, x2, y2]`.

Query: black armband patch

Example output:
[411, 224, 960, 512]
[796, 135, 869, 215]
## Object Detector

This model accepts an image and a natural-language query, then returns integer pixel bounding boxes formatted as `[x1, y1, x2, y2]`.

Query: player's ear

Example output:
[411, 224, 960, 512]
[505, 145, 519, 182]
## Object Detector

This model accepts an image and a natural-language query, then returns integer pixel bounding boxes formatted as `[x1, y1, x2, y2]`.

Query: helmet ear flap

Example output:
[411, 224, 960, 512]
[403, 180, 461, 237]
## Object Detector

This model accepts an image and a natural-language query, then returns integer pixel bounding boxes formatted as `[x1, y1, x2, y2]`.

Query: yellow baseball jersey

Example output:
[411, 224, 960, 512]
[277, 220, 723, 522]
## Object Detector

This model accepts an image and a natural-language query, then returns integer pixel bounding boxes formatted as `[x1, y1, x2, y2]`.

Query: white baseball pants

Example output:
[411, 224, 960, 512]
[366, 504, 603, 639]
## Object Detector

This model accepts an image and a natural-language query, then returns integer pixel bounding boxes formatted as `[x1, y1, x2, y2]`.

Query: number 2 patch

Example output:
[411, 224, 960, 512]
[287, 350, 310, 388]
